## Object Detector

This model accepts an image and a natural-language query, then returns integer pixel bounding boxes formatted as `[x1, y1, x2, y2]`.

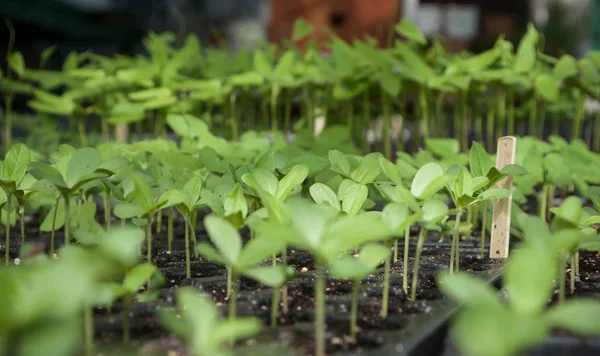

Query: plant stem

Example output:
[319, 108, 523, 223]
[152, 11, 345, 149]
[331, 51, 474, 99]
[480, 201, 488, 259]
[270, 286, 281, 327]
[496, 90, 506, 144]
[5, 193, 11, 266]
[156, 209, 162, 233]
[77, 120, 88, 147]
[64, 195, 71, 246]
[570, 253, 576, 295]
[19, 205, 24, 246]
[411, 227, 427, 301]
[103, 188, 111, 230]
[381, 241, 392, 318]
[146, 214, 153, 263]
[185, 217, 191, 279]
[284, 89, 292, 133]
[122, 297, 131, 342]
[393, 239, 398, 263]
[450, 211, 463, 274]
[167, 208, 173, 252]
[539, 183, 549, 222]
[594, 111, 600, 152]
[361, 90, 370, 154]
[350, 280, 359, 342]
[84, 305, 94, 356]
[229, 272, 238, 320]
[572, 91, 584, 141]
[315, 260, 326, 356]
[101, 118, 109, 142]
[419, 85, 430, 147]
[76, 192, 83, 228]
[271, 86, 279, 134]
[486, 109, 495, 152]
[528, 94, 537, 137]
[50, 196, 60, 256]
[402, 227, 410, 294]
[304, 84, 314, 133]
[460, 91, 468, 152]
[382, 91, 392, 160]
[552, 110, 561, 137]
[282, 248, 289, 314]
[227, 267, 232, 298]
[508, 89, 516, 136]
[230, 93, 239, 141]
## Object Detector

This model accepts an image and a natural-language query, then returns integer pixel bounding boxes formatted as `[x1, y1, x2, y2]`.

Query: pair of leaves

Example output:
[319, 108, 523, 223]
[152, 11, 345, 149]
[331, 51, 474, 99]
[309, 180, 368, 216]
[330, 244, 390, 281]
[0, 143, 31, 194]
[329, 151, 383, 185]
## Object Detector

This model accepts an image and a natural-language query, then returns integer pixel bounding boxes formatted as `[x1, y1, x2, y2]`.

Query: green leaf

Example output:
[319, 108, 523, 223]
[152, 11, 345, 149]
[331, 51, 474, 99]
[286, 198, 339, 251]
[535, 74, 559, 102]
[195, 243, 228, 266]
[204, 215, 242, 266]
[545, 298, 600, 335]
[341, 183, 368, 216]
[253, 52, 272, 75]
[350, 152, 384, 184]
[309, 183, 341, 210]
[411, 162, 444, 199]
[421, 199, 448, 223]
[505, 245, 557, 315]
[553, 54, 579, 81]
[28, 162, 67, 189]
[322, 214, 390, 259]
[128, 87, 172, 101]
[500, 164, 528, 176]
[0, 143, 30, 184]
[469, 142, 494, 177]
[65, 148, 101, 188]
[242, 169, 277, 196]
[379, 157, 403, 186]
[223, 184, 248, 219]
[123, 263, 159, 294]
[7, 51, 25, 76]
[551, 196, 582, 230]
[292, 18, 314, 41]
[182, 176, 203, 210]
[394, 19, 427, 45]
[427, 138, 460, 158]
[513, 24, 539, 73]
[454, 168, 474, 200]
[275, 165, 308, 201]
[131, 174, 155, 212]
[212, 318, 262, 349]
[244, 266, 291, 288]
[329, 150, 351, 177]
[113, 203, 145, 219]
[479, 188, 511, 201]
[438, 272, 502, 308]
[237, 236, 286, 269]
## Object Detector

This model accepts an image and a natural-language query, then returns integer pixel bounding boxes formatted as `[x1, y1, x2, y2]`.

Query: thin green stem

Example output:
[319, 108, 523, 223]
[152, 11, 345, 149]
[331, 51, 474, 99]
[570, 254, 576, 295]
[64, 195, 71, 246]
[284, 89, 292, 133]
[167, 208, 174, 252]
[103, 188, 111, 230]
[146, 214, 153, 263]
[19, 205, 24, 246]
[350, 280, 359, 342]
[528, 94, 537, 137]
[270, 287, 281, 327]
[480, 201, 488, 259]
[230, 93, 239, 141]
[185, 217, 191, 279]
[449, 211, 463, 273]
[559, 254, 567, 304]
[381, 241, 391, 318]
[508, 89, 516, 136]
[5, 193, 11, 266]
[496, 90, 506, 144]
[382, 91, 392, 160]
[420, 85, 430, 147]
[539, 183, 549, 222]
[315, 260, 326, 356]
[229, 272, 238, 320]
[411, 227, 427, 301]
[572, 92, 584, 141]
[486, 109, 495, 152]
[594, 112, 600, 152]
[393, 239, 398, 263]
[156, 209, 162, 234]
[402, 227, 410, 294]
[50, 196, 60, 256]
[361, 90, 370, 154]
[122, 298, 131, 342]
[460, 91, 468, 152]
[227, 267, 232, 298]
[77, 120, 88, 147]
[282, 249, 289, 314]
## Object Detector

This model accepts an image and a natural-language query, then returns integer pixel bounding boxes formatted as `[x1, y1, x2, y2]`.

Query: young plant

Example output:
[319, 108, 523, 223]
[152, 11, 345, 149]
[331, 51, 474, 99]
[175, 176, 203, 279]
[256, 198, 390, 356]
[109, 263, 164, 342]
[28, 147, 110, 251]
[113, 173, 183, 263]
[195, 215, 285, 319]
[438, 242, 600, 356]
[0, 143, 31, 265]
[330, 243, 390, 341]
[159, 287, 262, 356]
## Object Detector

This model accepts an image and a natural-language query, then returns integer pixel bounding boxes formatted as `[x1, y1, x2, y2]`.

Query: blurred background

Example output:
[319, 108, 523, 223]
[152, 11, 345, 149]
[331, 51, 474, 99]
[0, 0, 596, 69]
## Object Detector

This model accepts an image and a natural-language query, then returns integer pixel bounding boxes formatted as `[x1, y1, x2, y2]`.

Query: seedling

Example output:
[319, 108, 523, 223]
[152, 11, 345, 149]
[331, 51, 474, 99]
[196, 215, 285, 319]
[330, 243, 390, 341]
[175, 176, 203, 278]
[159, 287, 262, 356]
[256, 198, 390, 356]
[0, 143, 31, 265]
[28, 147, 111, 252]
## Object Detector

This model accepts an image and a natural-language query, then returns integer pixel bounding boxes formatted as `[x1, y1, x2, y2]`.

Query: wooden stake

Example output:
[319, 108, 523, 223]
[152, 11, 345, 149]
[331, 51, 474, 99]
[490, 136, 516, 259]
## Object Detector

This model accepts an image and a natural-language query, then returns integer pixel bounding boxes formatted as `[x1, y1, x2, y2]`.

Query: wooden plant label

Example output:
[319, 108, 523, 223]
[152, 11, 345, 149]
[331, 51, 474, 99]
[490, 136, 516, 259]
